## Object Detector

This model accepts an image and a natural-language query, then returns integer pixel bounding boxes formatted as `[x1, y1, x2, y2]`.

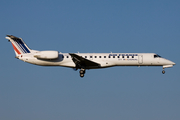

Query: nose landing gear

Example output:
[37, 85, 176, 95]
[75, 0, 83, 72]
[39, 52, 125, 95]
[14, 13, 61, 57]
[79, 69, 86, 78]
[162, 68, 165, 74]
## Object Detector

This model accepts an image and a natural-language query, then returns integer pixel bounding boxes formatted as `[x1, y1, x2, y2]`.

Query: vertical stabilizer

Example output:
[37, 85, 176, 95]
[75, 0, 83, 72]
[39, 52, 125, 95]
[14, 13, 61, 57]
[6, 35, 31, 56]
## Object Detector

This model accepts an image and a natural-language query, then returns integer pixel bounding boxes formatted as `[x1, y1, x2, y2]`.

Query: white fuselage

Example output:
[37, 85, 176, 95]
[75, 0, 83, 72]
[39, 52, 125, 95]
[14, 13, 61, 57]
[6, 35, 175, 77]
[18, 52, 175, 69]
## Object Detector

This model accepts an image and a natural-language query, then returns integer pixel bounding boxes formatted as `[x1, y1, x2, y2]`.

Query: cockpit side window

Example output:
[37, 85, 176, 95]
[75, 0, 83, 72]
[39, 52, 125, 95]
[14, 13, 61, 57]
[154, 54, 161, 58]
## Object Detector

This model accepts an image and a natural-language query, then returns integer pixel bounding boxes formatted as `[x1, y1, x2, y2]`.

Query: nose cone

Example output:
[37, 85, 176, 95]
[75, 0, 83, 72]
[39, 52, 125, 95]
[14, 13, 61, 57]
[168, 60, 176, 66]
[162, 58, 176, 66]
[161, 58, 175, 68]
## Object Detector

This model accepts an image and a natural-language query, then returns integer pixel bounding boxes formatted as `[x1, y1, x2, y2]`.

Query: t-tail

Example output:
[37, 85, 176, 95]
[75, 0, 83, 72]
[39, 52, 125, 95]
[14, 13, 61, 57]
[6, 35, 31, 56]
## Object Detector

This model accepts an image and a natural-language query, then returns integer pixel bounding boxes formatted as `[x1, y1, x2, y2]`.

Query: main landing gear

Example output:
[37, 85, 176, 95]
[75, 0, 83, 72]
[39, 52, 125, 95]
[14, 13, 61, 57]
[79, 69, 86, 78]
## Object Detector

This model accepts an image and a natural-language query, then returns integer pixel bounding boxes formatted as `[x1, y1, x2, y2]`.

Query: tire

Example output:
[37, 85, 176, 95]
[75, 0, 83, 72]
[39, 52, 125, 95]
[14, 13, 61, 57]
[80, 70, 84, 74]
[79, 70, 85, 74]
[80, 74, 84, 78]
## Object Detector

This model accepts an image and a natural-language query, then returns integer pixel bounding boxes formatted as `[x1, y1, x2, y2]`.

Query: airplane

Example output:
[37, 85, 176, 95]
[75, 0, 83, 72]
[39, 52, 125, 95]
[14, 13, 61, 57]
[6, 35, 176, 78]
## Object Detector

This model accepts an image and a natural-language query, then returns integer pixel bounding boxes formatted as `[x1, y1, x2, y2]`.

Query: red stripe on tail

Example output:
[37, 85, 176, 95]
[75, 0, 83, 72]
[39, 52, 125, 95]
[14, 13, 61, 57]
[11, 43, 21, 54]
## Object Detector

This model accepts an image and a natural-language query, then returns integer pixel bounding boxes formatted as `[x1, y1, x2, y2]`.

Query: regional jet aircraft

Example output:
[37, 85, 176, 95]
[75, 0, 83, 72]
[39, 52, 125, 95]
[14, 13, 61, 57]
[6, 35, 175, 77]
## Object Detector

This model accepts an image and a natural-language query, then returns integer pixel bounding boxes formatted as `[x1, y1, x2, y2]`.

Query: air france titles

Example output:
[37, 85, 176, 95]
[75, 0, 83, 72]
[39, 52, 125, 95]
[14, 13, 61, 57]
[109, 54, 138, 61]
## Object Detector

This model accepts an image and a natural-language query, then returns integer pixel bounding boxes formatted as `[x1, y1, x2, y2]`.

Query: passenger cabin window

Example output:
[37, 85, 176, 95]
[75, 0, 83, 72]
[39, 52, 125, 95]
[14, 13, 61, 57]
[104, 56, 106, 58]
[99, 56, 101, 58]
[132, 56, 134, 58]
[122, 56, 124, 58]
[154, 54, 161, 58]
[67, 56, 69, 58]
[95, 56, 97, 58]
[113, 56, 115, 58]
[90, 56, 92, 58]
[127, 56, 129, 58]
[109, 56, 111, 58]
[85, 56, 87, 58]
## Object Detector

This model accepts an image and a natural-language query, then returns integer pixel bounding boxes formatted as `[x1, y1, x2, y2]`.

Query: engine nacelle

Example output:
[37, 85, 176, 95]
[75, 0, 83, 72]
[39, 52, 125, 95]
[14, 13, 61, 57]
[34, 51, 59, 59]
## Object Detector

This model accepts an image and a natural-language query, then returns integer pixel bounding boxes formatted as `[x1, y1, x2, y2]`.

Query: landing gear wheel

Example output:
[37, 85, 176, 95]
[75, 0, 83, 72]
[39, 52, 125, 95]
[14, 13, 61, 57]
[80, 73, 84, 78]
[162, 70, 165, 74]
[79, 69, 85, 74]
[79, 70, 84, 74]
[79, 69, 86, 78]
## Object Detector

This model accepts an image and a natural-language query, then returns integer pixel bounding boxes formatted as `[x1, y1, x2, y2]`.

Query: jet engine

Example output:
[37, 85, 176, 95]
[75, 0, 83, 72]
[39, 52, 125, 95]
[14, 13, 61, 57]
[34, 51, 59, 59]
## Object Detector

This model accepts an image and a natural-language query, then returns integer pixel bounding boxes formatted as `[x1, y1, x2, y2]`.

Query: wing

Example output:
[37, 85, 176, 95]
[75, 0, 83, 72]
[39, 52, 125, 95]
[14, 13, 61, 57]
[69, 53, 100, 69]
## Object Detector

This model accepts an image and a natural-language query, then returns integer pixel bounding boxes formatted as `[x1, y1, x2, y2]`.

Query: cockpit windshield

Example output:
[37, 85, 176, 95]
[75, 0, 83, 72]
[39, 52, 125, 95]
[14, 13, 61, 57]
[154, 54, 161, 58]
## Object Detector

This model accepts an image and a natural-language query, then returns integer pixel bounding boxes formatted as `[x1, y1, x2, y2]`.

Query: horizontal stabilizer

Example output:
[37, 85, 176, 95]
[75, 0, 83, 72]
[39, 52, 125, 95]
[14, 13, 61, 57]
[6, 35, 21, 40]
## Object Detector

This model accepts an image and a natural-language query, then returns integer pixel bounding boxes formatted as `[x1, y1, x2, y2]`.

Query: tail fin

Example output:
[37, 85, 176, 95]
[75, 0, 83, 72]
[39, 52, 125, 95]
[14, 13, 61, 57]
[6, 35, 31, 55]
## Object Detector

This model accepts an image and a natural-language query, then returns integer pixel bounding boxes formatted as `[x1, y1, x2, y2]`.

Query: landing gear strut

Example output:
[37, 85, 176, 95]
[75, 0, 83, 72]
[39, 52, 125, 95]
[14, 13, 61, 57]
[79, 69, 86, 78]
